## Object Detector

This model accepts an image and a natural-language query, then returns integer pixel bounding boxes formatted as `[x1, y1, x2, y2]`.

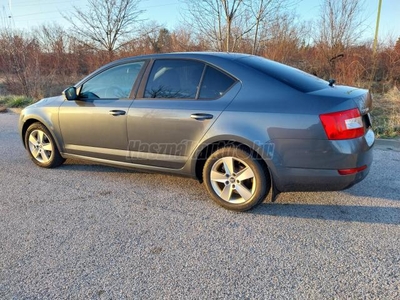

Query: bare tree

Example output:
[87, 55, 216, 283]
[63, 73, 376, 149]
[260, 12, 309, 63]
[379, 37, 400, 89]
[250, 0, 302, 54]
[138, 22, 173, 53]
[182, 0, 297, 53]
[64, 0, 144, 60]
[34, 24, 67, 54]
[182, 0, 252, 52]
[316, 0, 366, 77]
[0, 29, 42, 97]
[221, 0, 245, 51]
[170, 27, 198, 52]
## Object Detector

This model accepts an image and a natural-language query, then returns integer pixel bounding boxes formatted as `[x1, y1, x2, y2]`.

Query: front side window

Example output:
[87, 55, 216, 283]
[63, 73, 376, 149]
[144, 60, 205, 99]
[80, 61, 145, 99]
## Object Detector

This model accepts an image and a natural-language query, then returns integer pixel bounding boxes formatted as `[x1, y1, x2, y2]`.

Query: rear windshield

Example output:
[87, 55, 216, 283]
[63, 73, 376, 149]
[237, 56, 328, 93]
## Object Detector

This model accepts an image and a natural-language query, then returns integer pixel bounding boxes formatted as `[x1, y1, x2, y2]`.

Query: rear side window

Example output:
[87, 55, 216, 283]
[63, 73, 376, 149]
[199, 66, 236, 99]
[238, 56, 328, 93]
[144, 60, 204, 99]
[144, 59, 236, 99]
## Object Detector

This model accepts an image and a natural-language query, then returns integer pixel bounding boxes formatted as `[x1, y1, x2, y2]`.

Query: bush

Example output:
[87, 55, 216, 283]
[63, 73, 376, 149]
[0, 95, 35, 108]
[371, 88, 400, 138]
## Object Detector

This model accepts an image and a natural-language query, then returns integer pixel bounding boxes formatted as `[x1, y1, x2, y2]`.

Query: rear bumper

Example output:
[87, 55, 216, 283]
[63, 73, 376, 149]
[272, 161, 371, 192]
[265, 129, 374, 192]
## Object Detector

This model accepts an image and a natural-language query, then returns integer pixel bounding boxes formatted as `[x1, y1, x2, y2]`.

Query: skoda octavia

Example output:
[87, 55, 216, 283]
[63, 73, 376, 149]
[19, 52, 374, 211]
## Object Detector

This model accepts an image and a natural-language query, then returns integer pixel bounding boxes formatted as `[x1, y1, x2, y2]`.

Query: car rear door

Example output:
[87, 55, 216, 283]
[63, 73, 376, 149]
[59, 61, 145, 162]
[127, 58, 240, 169]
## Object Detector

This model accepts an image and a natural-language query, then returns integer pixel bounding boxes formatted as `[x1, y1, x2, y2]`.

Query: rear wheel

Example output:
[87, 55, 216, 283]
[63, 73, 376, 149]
[203, 147, 270, 211]
[25, 123, 65, 168]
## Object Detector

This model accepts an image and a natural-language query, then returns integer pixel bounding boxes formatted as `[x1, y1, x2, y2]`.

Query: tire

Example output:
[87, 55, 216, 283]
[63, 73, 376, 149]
[203, 147, 270, 211]
[25, 123, 65, 168]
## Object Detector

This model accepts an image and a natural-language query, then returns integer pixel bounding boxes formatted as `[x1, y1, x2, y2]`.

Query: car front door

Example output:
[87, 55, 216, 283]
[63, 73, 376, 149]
[127, 59, 240, 169]
[59, 61, 145, 162]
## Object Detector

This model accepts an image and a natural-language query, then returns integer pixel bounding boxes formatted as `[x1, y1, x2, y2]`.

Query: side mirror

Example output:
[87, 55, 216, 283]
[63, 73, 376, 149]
[63, 86, 78, 100]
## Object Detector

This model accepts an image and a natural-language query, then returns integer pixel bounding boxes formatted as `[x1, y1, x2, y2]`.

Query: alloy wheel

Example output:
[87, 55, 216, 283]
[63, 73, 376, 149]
[28, 129, 53, 164]
[209, 156, 256, 204]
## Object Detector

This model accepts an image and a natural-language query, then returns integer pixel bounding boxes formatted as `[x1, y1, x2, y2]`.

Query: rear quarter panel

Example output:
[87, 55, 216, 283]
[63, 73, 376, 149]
[191, 67, 373, 190]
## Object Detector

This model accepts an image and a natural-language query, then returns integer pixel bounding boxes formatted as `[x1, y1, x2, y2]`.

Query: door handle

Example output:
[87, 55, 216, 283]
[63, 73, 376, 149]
[190, 113, 213, 120]
[109, 110, 126, 116]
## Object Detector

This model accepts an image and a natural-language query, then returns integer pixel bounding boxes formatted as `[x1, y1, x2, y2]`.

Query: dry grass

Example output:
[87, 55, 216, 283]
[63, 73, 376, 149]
[0, 95, 35, 108]
[371, 87, 400, 138]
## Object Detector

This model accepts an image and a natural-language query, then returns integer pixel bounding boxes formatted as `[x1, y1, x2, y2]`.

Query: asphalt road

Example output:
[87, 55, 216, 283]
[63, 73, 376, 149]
[0, 112, 399, 299]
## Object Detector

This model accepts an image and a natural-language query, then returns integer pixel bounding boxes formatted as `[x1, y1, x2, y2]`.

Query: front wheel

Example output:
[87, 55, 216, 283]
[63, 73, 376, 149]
[203, 147, 270, 211]
[25, 123, 65, 168]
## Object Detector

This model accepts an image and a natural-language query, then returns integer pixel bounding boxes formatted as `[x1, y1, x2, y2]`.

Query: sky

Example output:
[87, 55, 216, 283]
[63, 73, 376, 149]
[1, 0, 399, 43]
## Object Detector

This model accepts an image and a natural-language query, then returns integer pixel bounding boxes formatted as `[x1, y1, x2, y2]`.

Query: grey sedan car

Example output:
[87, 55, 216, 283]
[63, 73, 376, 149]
[19, 52, 374, 211]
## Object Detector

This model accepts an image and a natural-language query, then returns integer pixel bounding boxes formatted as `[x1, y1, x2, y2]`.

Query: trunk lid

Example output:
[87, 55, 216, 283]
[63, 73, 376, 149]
[309, 85, 373, 127]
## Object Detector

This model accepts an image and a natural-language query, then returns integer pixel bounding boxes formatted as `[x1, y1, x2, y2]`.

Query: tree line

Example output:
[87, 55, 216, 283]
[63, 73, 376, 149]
[0, 0, 399, 99]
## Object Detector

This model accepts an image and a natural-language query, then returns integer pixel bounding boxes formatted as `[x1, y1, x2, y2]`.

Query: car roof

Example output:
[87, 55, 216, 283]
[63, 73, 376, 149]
[112, 52, 253, 64]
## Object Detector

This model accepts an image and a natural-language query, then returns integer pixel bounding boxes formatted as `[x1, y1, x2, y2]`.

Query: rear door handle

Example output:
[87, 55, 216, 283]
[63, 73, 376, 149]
[109, 110, 126, 116]
[190, 113, 213, 120]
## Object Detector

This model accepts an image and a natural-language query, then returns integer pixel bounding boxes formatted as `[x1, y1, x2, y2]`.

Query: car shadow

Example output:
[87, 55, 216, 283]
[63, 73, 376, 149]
[59, 160, 399, 226]
[254, 202, 400, 225]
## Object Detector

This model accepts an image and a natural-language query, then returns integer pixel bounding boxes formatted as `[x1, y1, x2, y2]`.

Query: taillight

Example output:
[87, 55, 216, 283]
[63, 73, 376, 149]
[319, 108, 365, 140]
[338, 165, 367, 175]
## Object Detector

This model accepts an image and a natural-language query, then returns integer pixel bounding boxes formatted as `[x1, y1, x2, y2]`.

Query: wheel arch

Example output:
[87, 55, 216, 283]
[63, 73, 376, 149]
[21, 117, 63, 154]
[193, 137, 274, 186]
[21, 118, 40, 147]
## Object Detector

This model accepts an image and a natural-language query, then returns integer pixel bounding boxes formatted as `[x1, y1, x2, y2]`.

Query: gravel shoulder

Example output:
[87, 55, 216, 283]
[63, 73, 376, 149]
[0, 112, 399, 299]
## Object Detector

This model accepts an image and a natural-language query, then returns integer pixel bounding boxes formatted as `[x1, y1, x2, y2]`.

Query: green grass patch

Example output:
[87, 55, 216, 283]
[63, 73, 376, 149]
[371, 88, 400, 138]
[0, 95, 35, 108]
